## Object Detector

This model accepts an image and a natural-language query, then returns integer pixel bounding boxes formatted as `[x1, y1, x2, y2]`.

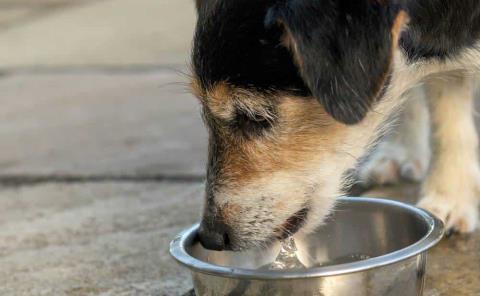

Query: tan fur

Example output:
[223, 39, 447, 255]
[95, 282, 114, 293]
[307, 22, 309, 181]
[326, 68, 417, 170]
[221, 202, 242, 222]
[206, 82, 236, 121]
[194, 79, 398, 248]
[221, 100, 334, 182]
[418, 75, 480, 233]
[190, 77, 205, 101]
[212, 95, 346, 183]
[391, 11, 408, 47]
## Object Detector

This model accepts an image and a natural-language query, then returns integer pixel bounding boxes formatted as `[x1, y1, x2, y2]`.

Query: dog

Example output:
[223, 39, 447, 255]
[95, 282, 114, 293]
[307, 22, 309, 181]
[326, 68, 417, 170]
[191, 0, 480, 251]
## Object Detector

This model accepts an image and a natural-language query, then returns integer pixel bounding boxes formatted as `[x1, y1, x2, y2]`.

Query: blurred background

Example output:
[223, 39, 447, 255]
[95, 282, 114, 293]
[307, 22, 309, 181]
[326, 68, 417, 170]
[0, 1, 478, 295]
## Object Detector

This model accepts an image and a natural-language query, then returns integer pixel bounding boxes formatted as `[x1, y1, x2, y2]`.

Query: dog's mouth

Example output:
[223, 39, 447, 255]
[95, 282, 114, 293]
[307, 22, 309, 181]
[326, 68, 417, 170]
[222, 207, 311, 251]
[275, 207, 310, 240]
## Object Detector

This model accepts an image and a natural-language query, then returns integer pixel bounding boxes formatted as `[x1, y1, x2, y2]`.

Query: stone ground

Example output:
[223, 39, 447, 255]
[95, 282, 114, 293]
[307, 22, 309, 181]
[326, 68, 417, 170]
[0, 1, 478, 295]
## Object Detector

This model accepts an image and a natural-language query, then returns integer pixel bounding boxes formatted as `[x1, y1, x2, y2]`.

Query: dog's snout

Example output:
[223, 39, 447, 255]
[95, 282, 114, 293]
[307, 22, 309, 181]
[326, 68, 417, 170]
[198, 221, 231, 251]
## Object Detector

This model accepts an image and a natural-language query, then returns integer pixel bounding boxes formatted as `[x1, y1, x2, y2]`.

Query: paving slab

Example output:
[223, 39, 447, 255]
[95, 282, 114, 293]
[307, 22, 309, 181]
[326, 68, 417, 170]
[0, 182, 204, 296]
[0, 0, 196, 68]
[0, 70, 207, 176]
[0, 180, 478, 296]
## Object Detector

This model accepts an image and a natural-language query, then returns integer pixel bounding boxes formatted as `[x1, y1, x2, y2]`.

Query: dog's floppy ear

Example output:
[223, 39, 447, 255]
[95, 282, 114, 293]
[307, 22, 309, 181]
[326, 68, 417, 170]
[266, 1, 407, 124]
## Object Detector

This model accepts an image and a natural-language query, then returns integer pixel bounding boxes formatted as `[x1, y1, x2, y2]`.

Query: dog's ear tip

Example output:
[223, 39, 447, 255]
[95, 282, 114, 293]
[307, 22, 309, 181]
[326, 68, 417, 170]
[319, 100, 371, 125]
[335, 115, 366, 125]
[271, 1, 400, 125]
[327, 108, 368, 125]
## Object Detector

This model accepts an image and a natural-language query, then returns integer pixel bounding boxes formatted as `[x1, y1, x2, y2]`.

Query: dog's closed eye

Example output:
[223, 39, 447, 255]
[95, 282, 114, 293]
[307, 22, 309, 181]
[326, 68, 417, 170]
[231, 108, 275, 138]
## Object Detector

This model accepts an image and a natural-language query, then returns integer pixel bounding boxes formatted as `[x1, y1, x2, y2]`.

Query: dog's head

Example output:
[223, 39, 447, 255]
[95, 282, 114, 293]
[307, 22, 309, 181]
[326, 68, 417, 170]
[192, 0, 407, 251]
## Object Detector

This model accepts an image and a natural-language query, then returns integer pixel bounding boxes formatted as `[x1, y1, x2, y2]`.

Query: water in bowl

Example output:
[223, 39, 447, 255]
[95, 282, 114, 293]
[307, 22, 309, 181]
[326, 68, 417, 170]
[260, 237, 306, 270]
[261, 237, 371, 270]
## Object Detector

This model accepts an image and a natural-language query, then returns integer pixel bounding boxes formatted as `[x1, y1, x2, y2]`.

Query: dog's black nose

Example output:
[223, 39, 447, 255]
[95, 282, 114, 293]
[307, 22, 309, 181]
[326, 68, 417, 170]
[198, 221, 231, 251]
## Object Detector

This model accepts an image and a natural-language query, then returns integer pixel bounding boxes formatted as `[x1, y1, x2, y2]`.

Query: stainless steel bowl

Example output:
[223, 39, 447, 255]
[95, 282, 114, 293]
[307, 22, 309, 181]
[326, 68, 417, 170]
[170, 197, 444, 296]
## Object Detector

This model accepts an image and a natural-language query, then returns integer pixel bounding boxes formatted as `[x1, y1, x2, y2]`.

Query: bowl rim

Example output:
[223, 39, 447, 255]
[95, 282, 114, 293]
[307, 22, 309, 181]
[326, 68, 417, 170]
[169, 197, 444, 280]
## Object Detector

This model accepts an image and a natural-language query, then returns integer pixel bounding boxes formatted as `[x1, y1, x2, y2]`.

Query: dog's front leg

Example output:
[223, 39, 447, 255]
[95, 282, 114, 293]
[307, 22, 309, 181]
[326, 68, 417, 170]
[418, 74, 480, 233]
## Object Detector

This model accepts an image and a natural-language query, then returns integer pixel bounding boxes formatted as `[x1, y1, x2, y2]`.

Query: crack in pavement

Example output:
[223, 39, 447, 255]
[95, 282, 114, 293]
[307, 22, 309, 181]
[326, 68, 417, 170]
[0, 64, 186, 77]
[0, 174, 205, 187]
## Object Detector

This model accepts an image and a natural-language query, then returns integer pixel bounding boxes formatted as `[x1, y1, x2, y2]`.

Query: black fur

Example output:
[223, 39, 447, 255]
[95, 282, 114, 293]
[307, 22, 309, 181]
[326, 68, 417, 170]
[193, 0, 401, 125]
[193, 0, 308, 95]
[266, 0, 401, 124]
[231, 107, 276, 139]
[401, 0, 480, 61]
[193, 0, 480, 125]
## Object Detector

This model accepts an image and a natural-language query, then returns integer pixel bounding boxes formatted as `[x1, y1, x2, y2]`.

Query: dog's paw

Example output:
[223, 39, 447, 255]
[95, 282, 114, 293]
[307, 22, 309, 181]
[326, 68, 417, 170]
[358, 143, 429, 187]
[399, 159, 428, 183]
[417, 195, 479, 234]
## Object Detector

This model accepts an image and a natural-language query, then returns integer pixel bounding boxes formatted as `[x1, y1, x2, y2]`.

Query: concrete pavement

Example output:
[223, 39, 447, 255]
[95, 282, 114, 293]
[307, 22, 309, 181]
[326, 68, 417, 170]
[0, 1, 204, 295]
[0, 70, 206, 176]
[0, 182, 203, 295]
[0, 0, 195, 68]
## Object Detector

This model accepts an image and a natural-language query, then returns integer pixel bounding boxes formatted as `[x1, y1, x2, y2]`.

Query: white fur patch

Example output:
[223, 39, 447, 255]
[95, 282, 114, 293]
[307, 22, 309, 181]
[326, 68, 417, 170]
[418, 75, 480, 233]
